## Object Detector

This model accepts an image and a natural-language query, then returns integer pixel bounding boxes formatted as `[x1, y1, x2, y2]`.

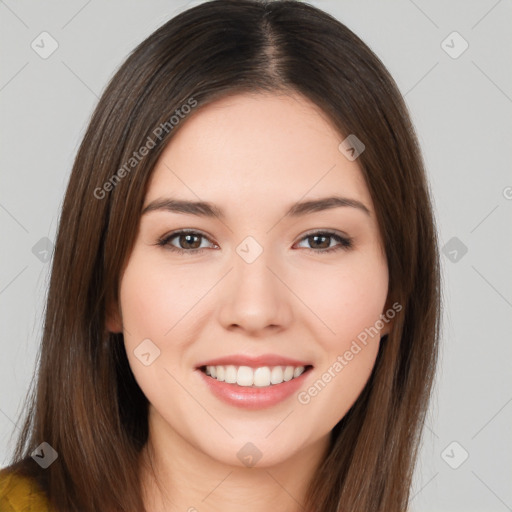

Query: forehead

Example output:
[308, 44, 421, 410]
[146, 91, 373, 214]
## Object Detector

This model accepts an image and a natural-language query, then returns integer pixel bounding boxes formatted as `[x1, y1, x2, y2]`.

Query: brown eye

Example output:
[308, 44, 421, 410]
[176, 233, 202, 250]
[295, 231, 353, 254]
[307, 234, 331, 249]
[157, 229, 353, 255]
[157, 230, 216, 254]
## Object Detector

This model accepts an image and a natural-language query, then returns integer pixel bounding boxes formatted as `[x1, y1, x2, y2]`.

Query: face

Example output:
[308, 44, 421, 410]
[108, 91, 391, 468]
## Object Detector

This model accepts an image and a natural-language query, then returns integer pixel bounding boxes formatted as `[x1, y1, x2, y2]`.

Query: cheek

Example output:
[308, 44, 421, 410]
[298, 254, 389, 348]
[293, 255, 388, 426]
[119, 255, 206, 345]
[118, 255, 202, 406]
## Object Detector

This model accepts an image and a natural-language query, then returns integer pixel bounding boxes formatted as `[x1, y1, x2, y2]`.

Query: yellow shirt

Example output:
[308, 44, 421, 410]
[0, 469, 52, 511]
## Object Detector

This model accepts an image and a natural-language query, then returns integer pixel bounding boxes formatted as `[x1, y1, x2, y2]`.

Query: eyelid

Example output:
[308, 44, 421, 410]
[294, 229, 353, 252]
[156, 229, 217, 251]
[298, 228, 351, 241]
[156, 228, 353, 254]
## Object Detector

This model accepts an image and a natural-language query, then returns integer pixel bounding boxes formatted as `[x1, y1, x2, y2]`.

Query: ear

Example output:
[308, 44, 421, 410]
[380, 317, 393, 337]
[379, 297, 397, 337]
[105, 300, 123, 333]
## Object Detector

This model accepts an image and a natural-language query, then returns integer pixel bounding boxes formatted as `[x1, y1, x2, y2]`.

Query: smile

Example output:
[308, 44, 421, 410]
[200, 364, 312, 387]
[196, 364, 314, 410]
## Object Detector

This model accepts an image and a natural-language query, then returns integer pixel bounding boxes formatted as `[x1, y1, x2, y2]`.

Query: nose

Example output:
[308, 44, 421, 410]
[217, 249, 294, 335]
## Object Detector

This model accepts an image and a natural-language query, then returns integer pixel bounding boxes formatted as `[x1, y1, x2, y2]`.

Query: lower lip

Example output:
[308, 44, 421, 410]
[196, 367, 313, 410]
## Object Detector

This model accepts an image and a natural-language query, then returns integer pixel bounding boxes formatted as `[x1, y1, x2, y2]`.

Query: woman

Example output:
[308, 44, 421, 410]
[0, 1, 441, 511]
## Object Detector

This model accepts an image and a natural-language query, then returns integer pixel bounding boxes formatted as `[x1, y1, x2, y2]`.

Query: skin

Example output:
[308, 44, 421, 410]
[107, 91, 392, 512]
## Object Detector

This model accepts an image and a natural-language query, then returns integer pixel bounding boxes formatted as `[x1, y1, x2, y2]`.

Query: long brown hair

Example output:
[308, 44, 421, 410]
[7, 1, 441, 510]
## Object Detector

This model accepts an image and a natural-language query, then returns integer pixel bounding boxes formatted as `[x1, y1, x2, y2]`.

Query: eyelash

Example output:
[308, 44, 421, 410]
[156, 229, 353, 255]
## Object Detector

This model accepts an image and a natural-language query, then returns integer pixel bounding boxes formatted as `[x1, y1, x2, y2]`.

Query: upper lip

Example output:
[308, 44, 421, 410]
[195, 354, 313, 369]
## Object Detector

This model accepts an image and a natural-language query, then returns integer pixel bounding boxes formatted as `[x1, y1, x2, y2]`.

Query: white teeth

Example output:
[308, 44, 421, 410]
[203, 364, 308, 387]
[270, 366, 284, 384]
[225, 365, 237, 384]
[237, 366, 254, 387]
[293, 366, 305, 378]
[254, 367, 271, 387]
[283, 366, 295, 381]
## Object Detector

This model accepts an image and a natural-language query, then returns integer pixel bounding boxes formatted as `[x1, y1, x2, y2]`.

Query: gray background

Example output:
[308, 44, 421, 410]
[1, 1, 511, 510]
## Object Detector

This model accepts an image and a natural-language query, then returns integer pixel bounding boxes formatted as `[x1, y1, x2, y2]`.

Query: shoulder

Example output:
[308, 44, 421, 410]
[0, 467, 52, 512]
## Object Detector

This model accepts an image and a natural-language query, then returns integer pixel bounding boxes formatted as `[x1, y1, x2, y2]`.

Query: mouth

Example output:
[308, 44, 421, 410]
[196, 363, 314, 410]
[198, 364, 314, 388]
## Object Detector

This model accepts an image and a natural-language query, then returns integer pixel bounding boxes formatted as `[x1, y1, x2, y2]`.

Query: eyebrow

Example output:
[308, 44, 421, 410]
[141, 195, 371, 218]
